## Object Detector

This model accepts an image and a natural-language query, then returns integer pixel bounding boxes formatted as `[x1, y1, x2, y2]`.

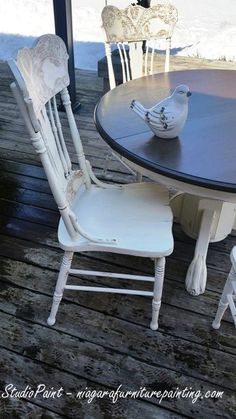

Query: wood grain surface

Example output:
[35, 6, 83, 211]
[0, 60, 235, 418]
[95, 69, 236, 192]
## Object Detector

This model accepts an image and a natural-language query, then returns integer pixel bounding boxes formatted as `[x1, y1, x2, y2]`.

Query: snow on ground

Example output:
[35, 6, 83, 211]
[0, 0, 236, 70]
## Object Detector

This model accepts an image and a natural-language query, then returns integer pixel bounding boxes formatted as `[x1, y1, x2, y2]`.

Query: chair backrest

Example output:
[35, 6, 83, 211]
[8, 34, 92, 240]
[101, 4, 178, 89]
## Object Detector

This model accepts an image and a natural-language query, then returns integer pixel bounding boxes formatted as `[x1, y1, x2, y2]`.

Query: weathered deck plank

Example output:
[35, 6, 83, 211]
[1, 262, 236, 391]
[0, 59, 236, 418]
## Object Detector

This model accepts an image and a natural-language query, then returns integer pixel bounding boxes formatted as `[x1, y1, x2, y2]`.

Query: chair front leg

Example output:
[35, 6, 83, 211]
[150, 257, 165, 330]
[47, 251, 73, 326]
[212, 265, 236, 329]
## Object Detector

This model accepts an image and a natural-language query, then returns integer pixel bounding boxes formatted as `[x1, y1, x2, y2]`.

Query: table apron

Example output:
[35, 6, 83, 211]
[123, 158, 236, 204]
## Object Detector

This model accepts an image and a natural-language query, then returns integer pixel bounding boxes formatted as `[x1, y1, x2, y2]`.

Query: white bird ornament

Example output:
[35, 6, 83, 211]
[130, 84, 192, 139]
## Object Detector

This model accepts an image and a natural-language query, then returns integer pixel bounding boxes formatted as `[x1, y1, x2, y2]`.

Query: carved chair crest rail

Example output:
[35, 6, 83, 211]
[101, 4, 178, 90]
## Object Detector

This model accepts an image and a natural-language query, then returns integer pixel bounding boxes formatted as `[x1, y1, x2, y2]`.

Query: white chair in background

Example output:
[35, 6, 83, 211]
[101, 4, 178, 90]
[8, 34, 174, 330]
[212, 247, 236, 330]
[101, 3, 178, 181]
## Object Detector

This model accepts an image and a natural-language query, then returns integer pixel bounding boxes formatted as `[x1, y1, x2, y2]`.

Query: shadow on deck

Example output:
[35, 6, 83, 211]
[0, 59, 235, 418]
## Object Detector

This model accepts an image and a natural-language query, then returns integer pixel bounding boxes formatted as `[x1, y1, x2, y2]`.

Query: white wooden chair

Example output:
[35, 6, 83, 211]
[8, 34, 174, 330]
[101, 3, 178, 181]
[212, 247, 236, 330]
[101, 4, 178, 90]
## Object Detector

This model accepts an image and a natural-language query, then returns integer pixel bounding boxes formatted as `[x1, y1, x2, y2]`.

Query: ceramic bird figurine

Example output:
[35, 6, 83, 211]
[130, 84, 192, 139]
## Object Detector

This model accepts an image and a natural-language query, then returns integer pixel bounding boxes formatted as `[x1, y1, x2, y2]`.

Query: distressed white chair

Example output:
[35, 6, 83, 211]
[212, 247, 236, 330]
[8, 34, 174, 330]
[101, 4, 178, 90]
[101, 3, 178, 181]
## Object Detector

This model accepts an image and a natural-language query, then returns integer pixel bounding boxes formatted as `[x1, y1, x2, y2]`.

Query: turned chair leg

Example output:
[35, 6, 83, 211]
[150, 257, 165, 330]
[136, 172, 143, 182]
[47, 251, 73, 326]
[212, 265, 236, 329]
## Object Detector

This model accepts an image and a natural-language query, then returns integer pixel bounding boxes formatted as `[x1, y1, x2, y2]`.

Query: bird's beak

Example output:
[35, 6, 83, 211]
[187, 91, 192, 97]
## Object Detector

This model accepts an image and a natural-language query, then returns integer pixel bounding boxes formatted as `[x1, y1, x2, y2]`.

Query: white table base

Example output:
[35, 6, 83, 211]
[171, 193, 236, 295]
[120, 158, 236, 296]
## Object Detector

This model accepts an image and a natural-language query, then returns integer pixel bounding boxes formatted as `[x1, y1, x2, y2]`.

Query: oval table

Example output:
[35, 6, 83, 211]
[94, 69, 236, 296]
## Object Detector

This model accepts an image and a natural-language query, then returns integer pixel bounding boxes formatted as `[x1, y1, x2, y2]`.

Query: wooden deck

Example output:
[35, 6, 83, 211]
[0, 57, 236, 418]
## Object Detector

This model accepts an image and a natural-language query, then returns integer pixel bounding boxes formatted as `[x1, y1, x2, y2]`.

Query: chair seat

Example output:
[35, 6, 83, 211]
[58, 182, 173, 257]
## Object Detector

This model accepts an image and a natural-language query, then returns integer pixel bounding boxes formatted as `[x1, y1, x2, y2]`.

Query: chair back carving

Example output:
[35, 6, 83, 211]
[16, 34, 70, 119]
[8, 34, 91, 240]
[101, 4, 178, 89]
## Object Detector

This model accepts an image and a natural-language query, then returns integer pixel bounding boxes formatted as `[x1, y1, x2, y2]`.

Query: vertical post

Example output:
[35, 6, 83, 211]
[53, 0, 80, 112]
[139, 0, 151, 7]
[137, 1, 150, 53]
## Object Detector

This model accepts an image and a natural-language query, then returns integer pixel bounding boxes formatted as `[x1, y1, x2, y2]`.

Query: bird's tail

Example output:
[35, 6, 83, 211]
[130, 99, 147, 120]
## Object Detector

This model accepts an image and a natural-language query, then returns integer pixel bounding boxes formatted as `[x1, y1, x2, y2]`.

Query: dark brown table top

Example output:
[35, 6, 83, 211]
[94, 69, 236, 192]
